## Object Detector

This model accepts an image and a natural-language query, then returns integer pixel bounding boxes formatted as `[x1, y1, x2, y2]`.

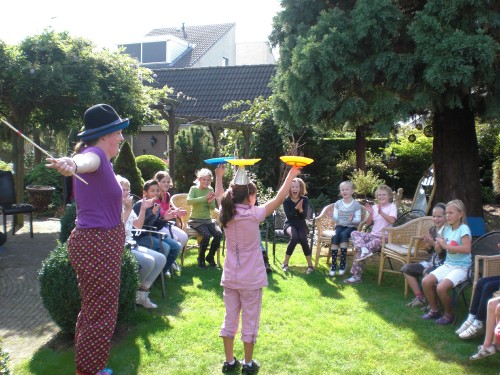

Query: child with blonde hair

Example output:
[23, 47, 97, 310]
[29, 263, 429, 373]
[329, 180, 362, 276]
[282, 177, 314, 274]
[421, 199, 471, 325]
[187, 168, 223, 267]
[344, 184, 397, 284]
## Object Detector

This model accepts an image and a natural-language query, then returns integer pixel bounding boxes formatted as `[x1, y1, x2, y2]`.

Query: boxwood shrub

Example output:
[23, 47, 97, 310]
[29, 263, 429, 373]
[38, 243, 139, 334]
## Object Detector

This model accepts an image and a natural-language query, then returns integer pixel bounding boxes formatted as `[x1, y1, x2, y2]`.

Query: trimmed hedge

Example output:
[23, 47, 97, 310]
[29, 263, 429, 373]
[135, 154, 168, 182]
[38, 243, 139, 334]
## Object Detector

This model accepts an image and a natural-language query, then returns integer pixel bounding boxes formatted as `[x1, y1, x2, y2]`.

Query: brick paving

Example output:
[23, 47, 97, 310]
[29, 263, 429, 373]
[0, 217, 61, 366]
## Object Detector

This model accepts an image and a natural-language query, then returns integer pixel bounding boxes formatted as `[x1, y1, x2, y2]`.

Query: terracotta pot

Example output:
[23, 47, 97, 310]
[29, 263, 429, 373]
[26, 185, 55, 211]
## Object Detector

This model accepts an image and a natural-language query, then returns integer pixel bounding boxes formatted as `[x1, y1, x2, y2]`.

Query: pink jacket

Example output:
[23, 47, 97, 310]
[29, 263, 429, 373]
[221, 204, 268, 290]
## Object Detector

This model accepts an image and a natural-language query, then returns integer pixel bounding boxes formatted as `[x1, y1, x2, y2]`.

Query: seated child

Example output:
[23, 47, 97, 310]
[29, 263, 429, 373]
[344, 184, 397, 284]
[281, 177, 314, 274]
[402, 202, 447, 308]
[469, 295, 500, 360]
[154, 170, 189, 249]
[133, 179, 182, 275]
[421, 199, 471, 325]
[187, 168, 223, 267]
[118, 175, 166, 309]
[329, 180, 361, 277]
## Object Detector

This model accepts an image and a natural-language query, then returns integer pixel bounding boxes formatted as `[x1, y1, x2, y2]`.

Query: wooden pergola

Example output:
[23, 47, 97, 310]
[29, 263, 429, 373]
[151, 99, 257, 185]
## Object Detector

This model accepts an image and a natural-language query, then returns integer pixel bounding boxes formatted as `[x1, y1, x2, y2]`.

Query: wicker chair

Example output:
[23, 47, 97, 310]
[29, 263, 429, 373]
[377, 216, 434, 296]
[313, 204, 369, 268]
[170, 193, 221, 267]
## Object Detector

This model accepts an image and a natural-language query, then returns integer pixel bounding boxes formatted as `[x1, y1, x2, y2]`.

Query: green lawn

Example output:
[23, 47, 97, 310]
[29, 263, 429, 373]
[15, 242, 499, 374]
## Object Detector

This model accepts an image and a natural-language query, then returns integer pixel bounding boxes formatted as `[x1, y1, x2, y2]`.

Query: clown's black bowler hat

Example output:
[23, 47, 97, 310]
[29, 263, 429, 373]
[78, 104, 129, 141]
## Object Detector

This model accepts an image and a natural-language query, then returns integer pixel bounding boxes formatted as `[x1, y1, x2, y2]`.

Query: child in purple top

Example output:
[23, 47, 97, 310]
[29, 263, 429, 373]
[215, 163, 301, 374]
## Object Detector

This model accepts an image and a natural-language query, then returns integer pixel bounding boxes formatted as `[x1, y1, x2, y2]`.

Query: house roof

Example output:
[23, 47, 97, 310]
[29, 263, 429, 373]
[153, 64, 276, 122]
[145, 23, 235, 68]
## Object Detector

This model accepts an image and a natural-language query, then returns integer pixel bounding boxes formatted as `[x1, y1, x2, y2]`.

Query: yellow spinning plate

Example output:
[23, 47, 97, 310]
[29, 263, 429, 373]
[227, 158, 261, 166]
[280, 156, 314, 167]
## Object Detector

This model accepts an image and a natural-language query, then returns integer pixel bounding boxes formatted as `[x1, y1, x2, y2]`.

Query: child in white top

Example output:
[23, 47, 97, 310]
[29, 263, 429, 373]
[330, 181, 362, 276]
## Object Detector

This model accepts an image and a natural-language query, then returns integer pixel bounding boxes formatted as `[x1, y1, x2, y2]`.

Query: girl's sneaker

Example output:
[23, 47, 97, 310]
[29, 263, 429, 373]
[306, 266, 315, 274]
[136, 291, 157, 309]
[406, 296, 426, 308]
[96, 369, 113, 375]
[455, 319, 474, 335]
[242, 360, 260, 374]
[459, 323, 485, 339]
[329, 265, 336, 277]
[222, 358, 241, 373]
[344, 276, 361, 284]
[281, 264, 289, 272]
[338, 268, 346, 276]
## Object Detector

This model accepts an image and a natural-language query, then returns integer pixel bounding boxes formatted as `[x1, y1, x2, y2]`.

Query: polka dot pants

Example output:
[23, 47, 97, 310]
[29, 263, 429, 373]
[67, 223, 125, 375]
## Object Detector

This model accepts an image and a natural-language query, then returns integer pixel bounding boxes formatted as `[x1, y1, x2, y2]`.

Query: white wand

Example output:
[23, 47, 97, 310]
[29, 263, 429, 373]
[1, 118, 88, 185]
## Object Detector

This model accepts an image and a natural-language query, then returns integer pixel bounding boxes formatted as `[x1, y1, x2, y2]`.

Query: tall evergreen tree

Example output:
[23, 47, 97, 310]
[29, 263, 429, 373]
[271, 0, 500, 216]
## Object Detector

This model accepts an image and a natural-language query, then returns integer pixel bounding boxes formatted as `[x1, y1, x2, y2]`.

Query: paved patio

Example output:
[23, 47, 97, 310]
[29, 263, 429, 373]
[0, 217, 61, 366]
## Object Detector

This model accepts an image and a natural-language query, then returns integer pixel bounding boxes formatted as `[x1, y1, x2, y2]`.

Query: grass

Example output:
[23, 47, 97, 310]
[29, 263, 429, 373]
[14, 241, 500, 374]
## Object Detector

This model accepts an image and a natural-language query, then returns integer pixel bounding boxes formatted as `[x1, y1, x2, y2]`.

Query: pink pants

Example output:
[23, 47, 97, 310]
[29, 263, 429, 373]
[68, 223, 125, 375]
[219, 287, 263, 344]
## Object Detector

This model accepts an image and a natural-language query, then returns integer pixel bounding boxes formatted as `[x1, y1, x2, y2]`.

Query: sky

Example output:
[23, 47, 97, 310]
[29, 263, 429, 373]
[0, 0, 283, 49]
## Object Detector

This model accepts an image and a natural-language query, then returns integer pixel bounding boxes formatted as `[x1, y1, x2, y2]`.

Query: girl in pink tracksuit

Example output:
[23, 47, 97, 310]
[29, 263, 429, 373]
[215, 163, 301, 374]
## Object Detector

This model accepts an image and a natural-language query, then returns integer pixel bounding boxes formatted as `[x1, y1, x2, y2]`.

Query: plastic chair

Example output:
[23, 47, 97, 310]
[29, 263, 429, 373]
[170, 193, 221, 267]
[0, 171, 35, 239]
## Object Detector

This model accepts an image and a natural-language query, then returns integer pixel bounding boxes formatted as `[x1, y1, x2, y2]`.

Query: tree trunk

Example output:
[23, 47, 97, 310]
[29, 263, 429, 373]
[355, 125, 366, 171]
[432, 96, 483, 217]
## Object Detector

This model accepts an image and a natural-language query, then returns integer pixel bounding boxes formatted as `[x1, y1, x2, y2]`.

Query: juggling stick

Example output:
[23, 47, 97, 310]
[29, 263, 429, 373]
[0, 118, 88, 185]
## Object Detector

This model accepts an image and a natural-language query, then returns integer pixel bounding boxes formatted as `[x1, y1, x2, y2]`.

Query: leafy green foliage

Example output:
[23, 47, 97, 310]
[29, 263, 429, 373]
[222, 97, 284, 190]
[349, 169, 384, 198]
[271, 0, 499, 215]
[476, 123, 500, 188]
[174, 127, 214, 193]
[336, 150, 388, 184]
[389, 130, 433, 197]
[38, 243, 139, 334]
[24, 163, 63, 208]
[113, 140, 144, 197]
[493, 159, 500, 199]
[135, 155, 168, 183]
[59, 203, 76, 243]
[0, 338, 10, 375]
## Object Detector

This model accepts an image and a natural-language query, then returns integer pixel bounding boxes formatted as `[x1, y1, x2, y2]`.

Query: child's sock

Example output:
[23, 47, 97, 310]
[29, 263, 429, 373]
[472, 319, 483, 328]
[466, 313, 476, 322]
[331, 248, 338, 270]
[339, 248, 347, 269]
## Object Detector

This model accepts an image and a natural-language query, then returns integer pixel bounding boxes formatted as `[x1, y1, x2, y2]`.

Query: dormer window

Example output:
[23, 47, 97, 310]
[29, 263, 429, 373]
[119, 35, 191, 65]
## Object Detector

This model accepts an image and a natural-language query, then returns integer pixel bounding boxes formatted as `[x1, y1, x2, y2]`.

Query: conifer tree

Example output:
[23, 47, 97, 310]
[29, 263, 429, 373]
[114, 140, 144, 197]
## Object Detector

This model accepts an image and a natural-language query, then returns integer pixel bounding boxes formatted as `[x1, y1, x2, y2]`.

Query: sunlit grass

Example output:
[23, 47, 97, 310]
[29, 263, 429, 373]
[15, 241, 499, 374]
